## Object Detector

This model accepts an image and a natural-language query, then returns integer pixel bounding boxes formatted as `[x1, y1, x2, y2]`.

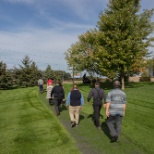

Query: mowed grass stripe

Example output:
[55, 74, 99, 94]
[40, 83, 150, 154]
[0, 87, 80, 154]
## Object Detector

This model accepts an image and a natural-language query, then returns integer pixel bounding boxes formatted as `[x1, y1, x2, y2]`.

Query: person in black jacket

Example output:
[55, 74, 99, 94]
[51, 81, 65, 116]
[87, 81, 106, 129]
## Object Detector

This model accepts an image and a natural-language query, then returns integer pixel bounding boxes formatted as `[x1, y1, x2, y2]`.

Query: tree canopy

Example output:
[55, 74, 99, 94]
[65, 0, 154, 89]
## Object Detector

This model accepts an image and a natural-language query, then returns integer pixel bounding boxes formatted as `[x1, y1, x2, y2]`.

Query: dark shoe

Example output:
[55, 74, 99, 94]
[110, 136, 118, 143]
[94, 120, 96, 126]
[71, 121, 76, 128]
[56, 112, 60, 116]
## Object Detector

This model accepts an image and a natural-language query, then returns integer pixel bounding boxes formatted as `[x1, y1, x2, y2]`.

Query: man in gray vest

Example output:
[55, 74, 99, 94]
[106, 80, 127, 143]
[87, 81, 106, 129]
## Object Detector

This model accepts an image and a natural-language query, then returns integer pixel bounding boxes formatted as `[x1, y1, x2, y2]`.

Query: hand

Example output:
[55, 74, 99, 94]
[103, 104, 107, 108]
[106, 110, 110, 117]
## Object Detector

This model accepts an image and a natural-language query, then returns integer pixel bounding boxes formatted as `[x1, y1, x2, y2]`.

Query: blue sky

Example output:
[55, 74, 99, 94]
[0, 0, 154, 71]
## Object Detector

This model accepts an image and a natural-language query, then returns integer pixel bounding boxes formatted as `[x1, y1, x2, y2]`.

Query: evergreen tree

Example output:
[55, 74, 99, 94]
[0, 61, 13, 89]
[44, 65, 54, 80]
[14, 55, 41, 87]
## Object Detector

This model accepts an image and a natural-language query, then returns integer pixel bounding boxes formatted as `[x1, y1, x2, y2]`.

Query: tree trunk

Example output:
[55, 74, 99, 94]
[72, 66, 74, 84]
[121, 75, 125, 90]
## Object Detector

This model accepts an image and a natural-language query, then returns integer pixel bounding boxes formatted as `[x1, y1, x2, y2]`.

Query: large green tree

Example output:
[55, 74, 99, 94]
[66, 0, 154, 89]
[95, 0, 154, 89]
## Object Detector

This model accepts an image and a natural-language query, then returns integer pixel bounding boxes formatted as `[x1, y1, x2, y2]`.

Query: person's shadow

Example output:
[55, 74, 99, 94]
[101, 121, 111, 139]
[60, 104, 67, 112]
[79, 115, 84, 124]
[87, 114, 104, 121]
[87, 114, 94, 121]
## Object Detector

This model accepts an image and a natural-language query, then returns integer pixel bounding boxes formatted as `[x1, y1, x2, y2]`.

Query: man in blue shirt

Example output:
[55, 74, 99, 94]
[106, 80, 127, 143]
[66, 84, 84, 127]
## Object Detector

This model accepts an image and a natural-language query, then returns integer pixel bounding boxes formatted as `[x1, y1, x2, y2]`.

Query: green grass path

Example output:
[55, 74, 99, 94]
[0, 87, 80, 154]
[1, 82, 153, 154]
[39, 83, 151, 154]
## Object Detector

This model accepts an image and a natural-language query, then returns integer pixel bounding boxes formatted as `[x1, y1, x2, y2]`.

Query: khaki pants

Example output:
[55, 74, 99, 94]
[69, 106, 81, 124]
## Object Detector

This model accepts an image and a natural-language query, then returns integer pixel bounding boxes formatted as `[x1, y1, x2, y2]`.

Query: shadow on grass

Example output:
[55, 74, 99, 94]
[79, 114, 84, 124]
[101, 121, 111, 139]
[87, 114, 104, 121]
[61, 104, 67, 112]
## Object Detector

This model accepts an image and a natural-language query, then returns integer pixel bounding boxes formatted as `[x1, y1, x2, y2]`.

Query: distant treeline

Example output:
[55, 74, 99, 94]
[0, 56, 71, 89]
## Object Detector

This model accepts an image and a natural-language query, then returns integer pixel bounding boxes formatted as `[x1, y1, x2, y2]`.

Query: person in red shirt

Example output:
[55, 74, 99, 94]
[47, 78, 54, 86]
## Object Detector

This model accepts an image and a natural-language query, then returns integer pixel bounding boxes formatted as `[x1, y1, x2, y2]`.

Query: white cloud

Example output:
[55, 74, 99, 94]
[0, 21, 93, 70]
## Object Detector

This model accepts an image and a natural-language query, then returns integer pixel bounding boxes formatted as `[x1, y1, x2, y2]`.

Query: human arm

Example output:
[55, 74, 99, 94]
[87, 89, 93, 103]
[50, 87, 55, 98]
[123, 93, 127, 116]
[80, 94, 84, 106]
[123, 104, 126, 116]
[105, 92, 111, 117]
[106, 102, 110, 117]
[66, 92, 71, 108]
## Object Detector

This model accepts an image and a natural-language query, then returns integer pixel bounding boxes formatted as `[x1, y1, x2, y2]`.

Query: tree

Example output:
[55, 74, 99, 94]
[0, 61, 13, 89]
[14, 55, 41, 87]
[66, 0, 154, 90]
[44, 65, 54, 81]
[96, 0, 154, 89]
[65, 42, 84, 83]
[0, 61, 7, 75]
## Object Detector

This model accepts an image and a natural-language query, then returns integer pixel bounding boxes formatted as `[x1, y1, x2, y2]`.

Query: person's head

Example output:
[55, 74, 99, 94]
[73, 84, 77, 89]
[71, 83, 78, 91]
[56, 81, 62, 86]
[113, 80, 121, 88]
[48, 82, 53, 85]
[95, 81, 100, 87]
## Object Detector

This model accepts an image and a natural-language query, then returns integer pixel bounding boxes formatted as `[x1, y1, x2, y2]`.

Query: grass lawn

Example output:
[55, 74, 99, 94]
[42, 82, 153, 154]
[0, 87, 80, 154]
[0, 82, 154, 154]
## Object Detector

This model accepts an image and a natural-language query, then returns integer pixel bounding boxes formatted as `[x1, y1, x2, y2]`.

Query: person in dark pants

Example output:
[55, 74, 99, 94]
[106, 80, 127, 143]
[51, 81, 65, 116]
[87, 82, 106, 129]
[38, 78, 44, 93]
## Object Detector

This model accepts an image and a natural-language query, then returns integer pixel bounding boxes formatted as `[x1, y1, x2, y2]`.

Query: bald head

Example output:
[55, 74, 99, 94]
[113, 80, 121, 88]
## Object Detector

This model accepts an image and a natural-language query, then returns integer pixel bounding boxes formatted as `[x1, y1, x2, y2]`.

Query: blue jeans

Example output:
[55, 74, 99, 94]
[39, 85, 43, 92]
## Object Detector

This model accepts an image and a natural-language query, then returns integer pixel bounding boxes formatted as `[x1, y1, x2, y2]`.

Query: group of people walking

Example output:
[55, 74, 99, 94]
[44, 79, 127, 143]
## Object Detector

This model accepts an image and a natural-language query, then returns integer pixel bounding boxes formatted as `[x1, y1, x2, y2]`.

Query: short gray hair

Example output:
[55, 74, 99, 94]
[113, 80, 121, 88]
